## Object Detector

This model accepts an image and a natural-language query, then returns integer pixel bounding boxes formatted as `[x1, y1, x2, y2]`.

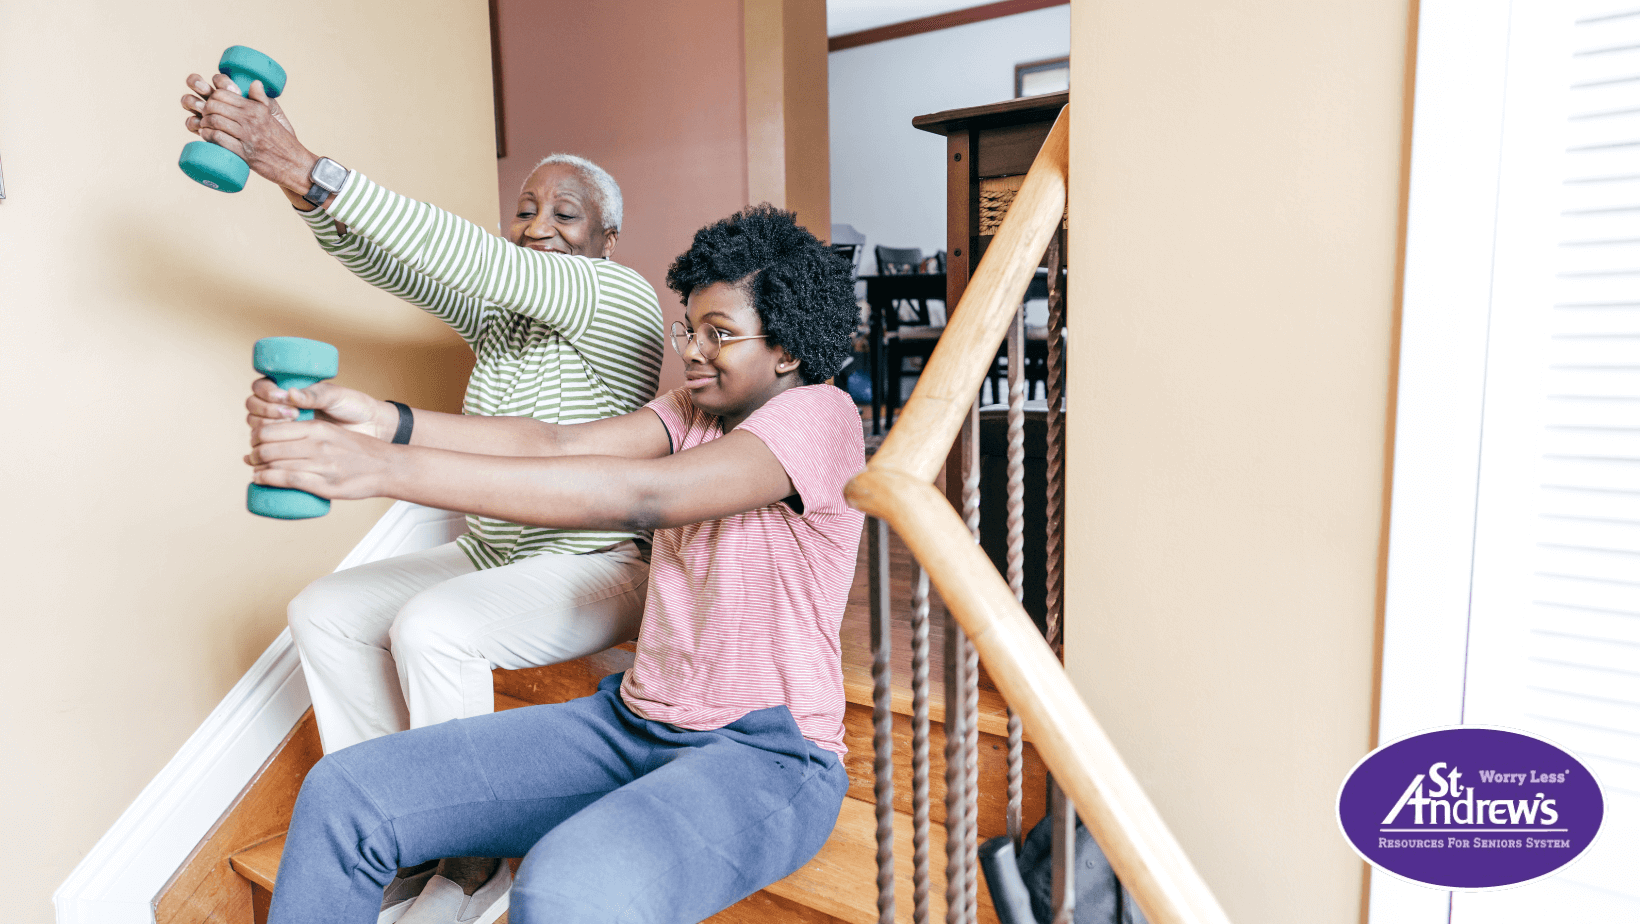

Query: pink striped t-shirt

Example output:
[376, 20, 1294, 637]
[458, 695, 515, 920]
[619, 384, 867, 755]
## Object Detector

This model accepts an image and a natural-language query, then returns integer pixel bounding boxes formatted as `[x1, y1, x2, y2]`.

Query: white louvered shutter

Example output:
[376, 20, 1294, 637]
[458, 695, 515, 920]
[1378, 1, 1640, 920]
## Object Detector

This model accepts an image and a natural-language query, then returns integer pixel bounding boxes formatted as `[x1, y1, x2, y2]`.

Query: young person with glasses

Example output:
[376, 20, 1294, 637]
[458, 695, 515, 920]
[245, 205, 864, 924]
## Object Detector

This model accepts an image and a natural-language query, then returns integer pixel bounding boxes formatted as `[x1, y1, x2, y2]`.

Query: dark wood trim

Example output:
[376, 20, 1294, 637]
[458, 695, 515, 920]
[828, 0, 1068, 53]
[942, 129, 972, 517]
[489, 0, 507, 159]
[912, 90, 1068, 137]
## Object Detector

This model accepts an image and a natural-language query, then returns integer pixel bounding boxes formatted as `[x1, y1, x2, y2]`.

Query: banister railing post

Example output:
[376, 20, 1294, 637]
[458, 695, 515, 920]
[910, 567, 934, 924]
[1005, 303, 1027, 851]
[867, 517, 896, 924]
[960, 399, 982, 924]
[963, 625, 980, 924]
[943, 616, 972, 924]
[1044, 232, 1067, 656]
[1050, 778, 1077, 924]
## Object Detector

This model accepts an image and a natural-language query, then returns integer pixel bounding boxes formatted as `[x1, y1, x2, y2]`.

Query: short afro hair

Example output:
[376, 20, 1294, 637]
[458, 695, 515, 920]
[531, 154, 623, 232]
[666, 204, 857, 386]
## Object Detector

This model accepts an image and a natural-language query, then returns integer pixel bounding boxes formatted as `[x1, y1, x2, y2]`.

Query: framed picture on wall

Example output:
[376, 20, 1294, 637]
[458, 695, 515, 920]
[1015, 56, 1069, 98]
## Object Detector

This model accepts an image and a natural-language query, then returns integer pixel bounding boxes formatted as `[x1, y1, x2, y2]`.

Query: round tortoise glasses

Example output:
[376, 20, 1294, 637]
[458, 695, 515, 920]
[670, 320, 769, 361]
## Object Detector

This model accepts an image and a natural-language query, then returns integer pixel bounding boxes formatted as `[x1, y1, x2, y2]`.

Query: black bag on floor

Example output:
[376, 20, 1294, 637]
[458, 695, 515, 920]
[979, 814, 1148, 924]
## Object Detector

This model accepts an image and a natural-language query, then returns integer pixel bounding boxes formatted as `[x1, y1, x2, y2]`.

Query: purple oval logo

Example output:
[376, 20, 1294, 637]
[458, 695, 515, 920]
[1337, 726, 1603, 889]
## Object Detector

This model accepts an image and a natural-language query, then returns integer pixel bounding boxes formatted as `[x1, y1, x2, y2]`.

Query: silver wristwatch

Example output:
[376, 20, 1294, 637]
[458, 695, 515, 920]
[303, 157, 348, 207]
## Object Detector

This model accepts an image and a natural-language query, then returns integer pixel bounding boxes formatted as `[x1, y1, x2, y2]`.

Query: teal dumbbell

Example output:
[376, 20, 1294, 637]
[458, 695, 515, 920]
[180, 45, 287, 193]
[248, 337, 338, 520]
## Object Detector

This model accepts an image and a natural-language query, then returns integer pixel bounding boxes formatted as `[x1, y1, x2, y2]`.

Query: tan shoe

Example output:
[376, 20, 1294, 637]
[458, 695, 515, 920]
[378, 866, 437, 924]
[396, 863, 511, 924]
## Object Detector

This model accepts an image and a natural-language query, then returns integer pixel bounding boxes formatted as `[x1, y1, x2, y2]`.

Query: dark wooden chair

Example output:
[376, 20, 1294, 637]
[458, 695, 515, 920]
[874, 245, 929, 324]
[985, 267, 1054, 405]
[874, 245, 943, 423]
[874, 245, 921, 274]
[830, 242, 861, 275]
[828, 241, 868, 402]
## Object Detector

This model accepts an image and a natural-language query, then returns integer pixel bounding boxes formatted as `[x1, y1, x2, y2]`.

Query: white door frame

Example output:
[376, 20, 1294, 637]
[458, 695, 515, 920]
[1372, 0, 1514, 919]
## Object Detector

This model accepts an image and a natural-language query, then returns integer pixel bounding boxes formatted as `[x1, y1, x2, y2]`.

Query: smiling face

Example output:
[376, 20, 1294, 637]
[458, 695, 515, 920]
[679, 281, 802, 432]
[508, 163, 617, 258]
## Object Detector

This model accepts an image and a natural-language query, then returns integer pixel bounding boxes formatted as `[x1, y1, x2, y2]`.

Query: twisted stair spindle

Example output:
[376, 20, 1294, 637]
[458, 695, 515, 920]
[910, 567, 934, 924]
[867, 518, 896, 924]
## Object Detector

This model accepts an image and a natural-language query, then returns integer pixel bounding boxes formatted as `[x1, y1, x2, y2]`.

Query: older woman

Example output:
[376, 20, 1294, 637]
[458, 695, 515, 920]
[183, 73, 664, 924]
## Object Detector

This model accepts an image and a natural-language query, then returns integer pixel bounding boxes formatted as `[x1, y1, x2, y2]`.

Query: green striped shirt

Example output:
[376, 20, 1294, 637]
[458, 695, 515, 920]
[301, 172, 664, 568]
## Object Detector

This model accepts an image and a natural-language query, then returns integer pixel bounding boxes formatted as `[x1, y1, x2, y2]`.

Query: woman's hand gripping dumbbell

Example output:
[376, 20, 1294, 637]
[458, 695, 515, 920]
[178, 46, 287, 192]
[180, 57, 338, 210]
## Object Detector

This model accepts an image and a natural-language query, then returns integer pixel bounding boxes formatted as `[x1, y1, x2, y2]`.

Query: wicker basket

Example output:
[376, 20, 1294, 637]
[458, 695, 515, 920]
[979, 174, 1068, 235]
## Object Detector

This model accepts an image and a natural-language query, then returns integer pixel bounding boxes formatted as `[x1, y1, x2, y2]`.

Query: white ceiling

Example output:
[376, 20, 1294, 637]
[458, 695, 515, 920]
[826, 0, 995, 37]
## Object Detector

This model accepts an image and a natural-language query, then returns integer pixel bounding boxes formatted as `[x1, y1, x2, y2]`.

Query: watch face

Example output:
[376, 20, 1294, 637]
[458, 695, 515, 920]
[311, 158, 347, 192]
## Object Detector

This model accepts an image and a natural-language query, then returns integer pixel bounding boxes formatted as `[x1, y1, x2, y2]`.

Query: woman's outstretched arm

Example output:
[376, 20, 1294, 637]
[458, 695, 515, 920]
[183, 73, 653, 344]
[298, 209, 492, 347]
[178, 74, 490, 345]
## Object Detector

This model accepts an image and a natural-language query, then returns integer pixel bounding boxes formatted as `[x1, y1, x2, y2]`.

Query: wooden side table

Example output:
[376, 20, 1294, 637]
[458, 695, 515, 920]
[912, 91, 1068, 513]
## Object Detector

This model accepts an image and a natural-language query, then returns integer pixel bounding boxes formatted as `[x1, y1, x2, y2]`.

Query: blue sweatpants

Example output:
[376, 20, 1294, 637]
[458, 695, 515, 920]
[267, 673, 850, 924]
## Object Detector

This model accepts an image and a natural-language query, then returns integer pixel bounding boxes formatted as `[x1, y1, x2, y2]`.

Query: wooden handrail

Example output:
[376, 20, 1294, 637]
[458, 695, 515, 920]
[843, 107, 1233, 924]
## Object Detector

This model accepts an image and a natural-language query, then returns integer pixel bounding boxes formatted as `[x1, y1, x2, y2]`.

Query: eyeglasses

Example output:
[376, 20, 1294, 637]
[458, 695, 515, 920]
[670, 320, 768, 361]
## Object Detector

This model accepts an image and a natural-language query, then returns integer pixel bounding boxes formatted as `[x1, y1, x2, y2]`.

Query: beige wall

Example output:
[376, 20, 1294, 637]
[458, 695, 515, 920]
[0, 2, 494, 921]
[1064, 1, 1410, 922]
[494, 0, 757, 396]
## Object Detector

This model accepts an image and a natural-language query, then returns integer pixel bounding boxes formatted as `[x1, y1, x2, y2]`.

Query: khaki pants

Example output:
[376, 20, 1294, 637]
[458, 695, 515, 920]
[288, 541, 648, 753]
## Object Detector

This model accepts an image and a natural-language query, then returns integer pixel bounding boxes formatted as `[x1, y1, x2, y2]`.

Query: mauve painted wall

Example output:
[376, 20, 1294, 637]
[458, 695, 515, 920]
[494, 0, 750, 394]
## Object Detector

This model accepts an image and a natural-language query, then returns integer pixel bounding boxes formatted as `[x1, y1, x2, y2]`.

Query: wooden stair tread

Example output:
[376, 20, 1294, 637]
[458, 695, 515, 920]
[505, 688, 1041, 846]
[842, 662, 1020, 740]
[234, 698, 1020, 923]
[495, 692, 535, 712]
[229, 834, 284, 893]
[200, 521, 1042, 924]
[221, 656, 1035, 924]
[227, 805, 998, 924]
[212, 714, 1029, 924]
[499, 652, 1019, 740]
[766, 796, 1000, 924]
[703, 890, 846, 923]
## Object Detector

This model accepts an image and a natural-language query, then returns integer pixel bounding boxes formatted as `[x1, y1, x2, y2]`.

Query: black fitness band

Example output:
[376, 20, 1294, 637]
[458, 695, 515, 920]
[388, 401, 414, 445]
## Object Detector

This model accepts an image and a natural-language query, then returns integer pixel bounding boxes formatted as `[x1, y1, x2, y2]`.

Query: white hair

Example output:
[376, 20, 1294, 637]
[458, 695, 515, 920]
[530, 154, 623, 233]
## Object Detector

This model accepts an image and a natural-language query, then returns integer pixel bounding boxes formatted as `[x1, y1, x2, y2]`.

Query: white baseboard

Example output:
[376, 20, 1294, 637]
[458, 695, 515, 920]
[54, 502, 467, 924]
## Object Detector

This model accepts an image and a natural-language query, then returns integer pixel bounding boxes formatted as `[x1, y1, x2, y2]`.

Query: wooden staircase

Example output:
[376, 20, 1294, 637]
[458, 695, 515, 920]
[156, 530, 1045, 924]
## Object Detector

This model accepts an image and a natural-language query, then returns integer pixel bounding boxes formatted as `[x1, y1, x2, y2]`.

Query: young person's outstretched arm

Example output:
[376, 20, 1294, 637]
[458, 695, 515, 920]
[245, 378, 667, 460]
[248, 413, 794, 532]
